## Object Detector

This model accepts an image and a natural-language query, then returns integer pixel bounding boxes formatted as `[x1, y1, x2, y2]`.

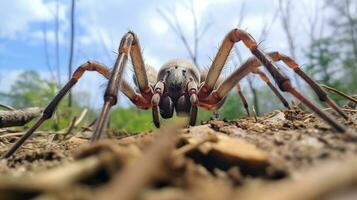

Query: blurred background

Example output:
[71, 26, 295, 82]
[0, 0, 356, 132]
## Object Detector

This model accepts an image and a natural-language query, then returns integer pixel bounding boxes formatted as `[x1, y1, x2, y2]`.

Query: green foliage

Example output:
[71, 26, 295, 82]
[305, 38, 339, 85]
[220, 93, 245, 119]
[0, 71, 58, 108]
[305, 36, 357, 104]
[302, 0, 357, 104]
[110, 107, 155, 132]
[109, 92, 246, 132]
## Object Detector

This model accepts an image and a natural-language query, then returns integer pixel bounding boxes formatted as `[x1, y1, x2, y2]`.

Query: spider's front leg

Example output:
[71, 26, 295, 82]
[91, 31, 156, 141]
[151, 81, 165, 128]
[187, 78, 199, 126]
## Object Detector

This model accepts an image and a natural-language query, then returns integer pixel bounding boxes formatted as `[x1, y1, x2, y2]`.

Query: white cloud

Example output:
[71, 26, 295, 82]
[0, 0, 52, 38]
[149, 17, 169, 35]
[0, 0, 67, 46]
[142, 50, 162, 70]
[0, 69, 22, 91]
[30, 29, 66, 45]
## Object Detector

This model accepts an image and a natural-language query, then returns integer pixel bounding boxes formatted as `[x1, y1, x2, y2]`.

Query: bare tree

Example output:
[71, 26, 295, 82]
[54, 0, 61, 86]
[42, 23, 56, 82]
[302, 0, 325, 66]
[157, 0, 211, 67]
[326, 0, 357, 59]
[67, 0, 76, 107]
[278, 0, 301, 89]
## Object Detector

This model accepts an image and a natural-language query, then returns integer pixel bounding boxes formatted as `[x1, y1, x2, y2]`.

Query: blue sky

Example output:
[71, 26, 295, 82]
[0, 0, 323, 108]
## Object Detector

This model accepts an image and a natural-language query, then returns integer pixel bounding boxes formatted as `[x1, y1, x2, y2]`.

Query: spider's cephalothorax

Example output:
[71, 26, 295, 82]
[2, 29, 348, 159]
[156, 59, 200, 118]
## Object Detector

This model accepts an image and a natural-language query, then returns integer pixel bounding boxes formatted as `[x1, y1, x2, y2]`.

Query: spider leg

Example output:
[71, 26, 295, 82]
[90, 32, 134, 142]
[130, 33, 154, 100]
[151, 81, 165, 128]
[187, 78, 198, 126]
[236, 83, 250, 116]
[252, 70, 290, 109]
[199, 57, 256, 110]
[198, 29, 261, 98]
[199, 29, 346, 132]
[1, 61, 112, 159]
[121, 80, 151, 109]
[267, 52, 348, 119]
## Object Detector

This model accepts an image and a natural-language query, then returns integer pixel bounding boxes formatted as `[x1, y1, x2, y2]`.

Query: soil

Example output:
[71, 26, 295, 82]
[0, 106, 356, 200]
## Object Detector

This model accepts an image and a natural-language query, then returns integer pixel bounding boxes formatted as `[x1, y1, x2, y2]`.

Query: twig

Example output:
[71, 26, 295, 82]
[74, 109, 88, 127]
[0, 103, 15, 111]
[63, 116, 77, 137]
[57, 108, 88, 137]
[95, 122, 184, 200]
[0, 132, 28, 138]
[303, 107, 357, 119]
[320, 84, 357, 104]
[252, 106, 258, 122]
[0, 107, 42, 128]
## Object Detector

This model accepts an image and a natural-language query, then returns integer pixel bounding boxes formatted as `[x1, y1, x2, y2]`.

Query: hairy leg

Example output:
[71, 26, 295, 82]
[199, 29, 345, 132]
[90, 32, 135, 142]
[236, 83, 250, 116]
[253, 70, 290, 109]
[1, 61, 112, 159]
[267, 52, 347, 119]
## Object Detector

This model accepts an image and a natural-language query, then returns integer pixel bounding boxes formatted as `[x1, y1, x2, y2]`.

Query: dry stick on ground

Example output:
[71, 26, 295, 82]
[95, 122, 184, 200]
[0, 131, 59, 138]
[303, 107, 357, 120]
[63, 116, 77, 137]
[0, 107, 42, 128]
[0, 109, 87, 138]
[61, 108, 88, 137]
[74, 108, 88, 127]
[0, 103, 15, 111]
[320, 84, 357, 104]
[235, 155, 357, 200]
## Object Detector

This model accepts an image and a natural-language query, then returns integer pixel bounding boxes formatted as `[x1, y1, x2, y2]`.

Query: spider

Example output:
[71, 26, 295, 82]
[1, 29, 348, 159]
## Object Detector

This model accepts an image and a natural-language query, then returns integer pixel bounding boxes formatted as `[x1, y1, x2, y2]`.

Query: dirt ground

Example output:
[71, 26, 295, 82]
[0, 106, 356, 200]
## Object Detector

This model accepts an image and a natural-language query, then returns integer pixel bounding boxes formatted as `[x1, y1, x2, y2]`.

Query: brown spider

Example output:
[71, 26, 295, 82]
[1, 29, 348, 159]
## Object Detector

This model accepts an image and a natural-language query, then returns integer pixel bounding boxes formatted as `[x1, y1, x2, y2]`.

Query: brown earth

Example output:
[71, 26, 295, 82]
[0, 106, 356, 200]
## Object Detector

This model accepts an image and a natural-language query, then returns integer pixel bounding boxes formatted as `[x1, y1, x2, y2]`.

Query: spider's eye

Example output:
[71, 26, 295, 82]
[175, 66, 178, 69]
[182, 70, 187, 73]
[166, 70, 170, 74]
